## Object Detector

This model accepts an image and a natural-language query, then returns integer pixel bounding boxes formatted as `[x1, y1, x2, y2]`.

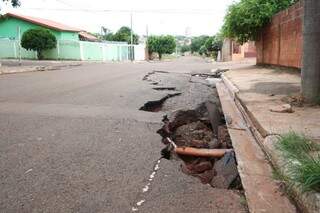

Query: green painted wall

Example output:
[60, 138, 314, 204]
[82, 41, 103, 61]
[0, 38, 143, 61]
[0, 39, 37, 59]
[0, 17, 79, 40]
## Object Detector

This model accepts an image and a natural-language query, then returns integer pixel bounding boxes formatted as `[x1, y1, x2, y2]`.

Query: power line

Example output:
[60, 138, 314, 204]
[22, 7, 220, 15]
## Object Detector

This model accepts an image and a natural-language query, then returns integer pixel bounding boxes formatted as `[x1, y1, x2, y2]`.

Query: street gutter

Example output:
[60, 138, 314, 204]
[220, 73, 320, 213]
[216, 79, 297, 213]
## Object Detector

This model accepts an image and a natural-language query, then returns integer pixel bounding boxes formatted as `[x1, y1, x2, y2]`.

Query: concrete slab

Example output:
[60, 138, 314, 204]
[221, 65, 320, 213]
[224, 67, 320, 141]
[216, 82, 297, 213]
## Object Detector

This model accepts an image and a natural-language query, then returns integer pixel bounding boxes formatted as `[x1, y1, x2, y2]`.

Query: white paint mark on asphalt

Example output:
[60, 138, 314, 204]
[136, 200, 145, 206]
[149, 171, 156, 179]
[142, 185, 149, 192]
[25, 169, 33, 174]
[154, 164, 160, 171]
[131, 158, 162, 212]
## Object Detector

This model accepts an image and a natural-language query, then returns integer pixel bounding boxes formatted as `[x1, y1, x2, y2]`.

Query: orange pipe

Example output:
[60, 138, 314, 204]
[174, 147, 232, 158]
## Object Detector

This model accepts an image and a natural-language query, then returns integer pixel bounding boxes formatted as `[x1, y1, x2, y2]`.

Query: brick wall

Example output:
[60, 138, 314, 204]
[256, 1, 303, 68]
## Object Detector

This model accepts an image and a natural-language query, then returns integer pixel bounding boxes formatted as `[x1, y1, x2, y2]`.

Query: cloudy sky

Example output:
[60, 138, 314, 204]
[0, 0, 235, 36]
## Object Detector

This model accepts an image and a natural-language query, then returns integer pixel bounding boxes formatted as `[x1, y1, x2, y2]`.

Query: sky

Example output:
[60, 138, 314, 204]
[0, 0, 235, 36]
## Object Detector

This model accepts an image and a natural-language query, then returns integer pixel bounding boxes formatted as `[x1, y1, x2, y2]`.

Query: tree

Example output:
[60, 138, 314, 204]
[302, 0, 320, 103]
[147, 35, 176, 60]
[180, 45, 191, 54]
[105, 26, 139, 44]
[222, 0, 298, 43]
[3, 0, 20, 7]
[21, 29, 57, 60]
[103, 32, 114, 41]
[199, 45, 207, 56]
[190, 35, 209, 53]
[204, 37, 214, 54]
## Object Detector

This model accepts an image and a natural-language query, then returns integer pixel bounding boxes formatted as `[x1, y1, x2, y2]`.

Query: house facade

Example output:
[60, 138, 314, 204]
[221, 39, 256, 62]
[0, 13, 146, 61]
[0, 13, 96, 41]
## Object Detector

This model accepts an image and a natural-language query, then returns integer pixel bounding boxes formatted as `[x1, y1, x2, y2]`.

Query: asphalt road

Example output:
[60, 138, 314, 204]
[0, 56, 246, 213]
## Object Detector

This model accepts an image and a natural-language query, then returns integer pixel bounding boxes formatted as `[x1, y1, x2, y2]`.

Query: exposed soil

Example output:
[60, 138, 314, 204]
[157, 102, 242, 189]
[139, 62, 248, 212]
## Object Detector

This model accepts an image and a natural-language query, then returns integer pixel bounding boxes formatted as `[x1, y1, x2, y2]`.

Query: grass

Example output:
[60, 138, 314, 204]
[276, 132, 320, 193]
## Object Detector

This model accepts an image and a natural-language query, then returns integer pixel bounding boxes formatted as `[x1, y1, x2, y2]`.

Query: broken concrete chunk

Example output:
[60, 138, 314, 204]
[218, 125, 232, 149]
[182, 159, 213, 174]
[210, 151, 239, 189]
[181, 163, 215, 184]
[205, 101, 221, 135]
[270, 104, 294, 113]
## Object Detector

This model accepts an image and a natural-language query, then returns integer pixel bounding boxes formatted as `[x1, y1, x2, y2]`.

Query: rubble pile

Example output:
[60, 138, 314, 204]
[157, 102, 241, 189]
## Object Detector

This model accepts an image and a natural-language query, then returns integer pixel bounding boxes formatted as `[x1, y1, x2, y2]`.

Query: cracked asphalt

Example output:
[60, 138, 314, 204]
[0, 56, 247, 213]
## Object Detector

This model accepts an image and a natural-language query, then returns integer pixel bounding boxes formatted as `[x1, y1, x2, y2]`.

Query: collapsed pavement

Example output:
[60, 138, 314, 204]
[157, 103, 241, 189]
[141, 70, 244, 191]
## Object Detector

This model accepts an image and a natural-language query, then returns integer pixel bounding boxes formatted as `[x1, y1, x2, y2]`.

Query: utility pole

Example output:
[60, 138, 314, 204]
[130, 12, 133, 61]
[302, 0, 320, 103]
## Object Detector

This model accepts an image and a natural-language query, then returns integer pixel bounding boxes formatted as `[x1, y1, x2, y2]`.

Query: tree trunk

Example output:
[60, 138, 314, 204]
[302, 0, 320, 103]
[158, 52, 162, 60]
[37, 51, 44, 60]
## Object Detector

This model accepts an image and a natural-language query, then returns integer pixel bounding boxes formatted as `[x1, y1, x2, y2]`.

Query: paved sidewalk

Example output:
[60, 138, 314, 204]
[221, 64, 320, 213]
[224, 66, 320, 141]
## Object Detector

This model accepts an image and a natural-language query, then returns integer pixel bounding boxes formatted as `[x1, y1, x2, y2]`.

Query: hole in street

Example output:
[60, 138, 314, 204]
[152, 87, 176, 91]
[139, 93, 182, 112]
[157, 101, 243, 190]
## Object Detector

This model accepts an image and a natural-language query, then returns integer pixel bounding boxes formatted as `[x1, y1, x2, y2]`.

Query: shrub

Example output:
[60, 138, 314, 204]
[21, 28, 57, 60]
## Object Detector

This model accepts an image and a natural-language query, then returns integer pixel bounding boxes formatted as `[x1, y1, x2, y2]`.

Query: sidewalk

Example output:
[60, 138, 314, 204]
[221, 64, 320, 212]
[224, 66, 320, 141]
[0, 60, 84, 75]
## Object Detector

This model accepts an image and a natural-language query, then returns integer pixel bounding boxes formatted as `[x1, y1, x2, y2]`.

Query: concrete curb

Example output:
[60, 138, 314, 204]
[217, 81, 297, 213]
[0, 64, 82, 75]
[221, 73, 320, 213]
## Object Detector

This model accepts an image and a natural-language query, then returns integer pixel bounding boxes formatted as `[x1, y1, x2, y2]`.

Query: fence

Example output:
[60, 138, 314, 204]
[0, 39, 146, 61]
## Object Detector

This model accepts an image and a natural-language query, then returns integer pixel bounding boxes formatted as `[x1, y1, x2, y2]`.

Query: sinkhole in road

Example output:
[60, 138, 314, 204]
[157, 101, 243, 190]
[139, 93, 181, 112]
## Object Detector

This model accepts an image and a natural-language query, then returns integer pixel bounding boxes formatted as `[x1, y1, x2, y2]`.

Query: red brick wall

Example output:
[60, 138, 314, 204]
[256, 1, 303, 68]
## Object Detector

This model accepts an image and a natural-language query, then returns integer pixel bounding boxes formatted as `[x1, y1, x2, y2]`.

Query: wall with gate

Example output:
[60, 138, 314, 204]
[0, 39, 145, 61]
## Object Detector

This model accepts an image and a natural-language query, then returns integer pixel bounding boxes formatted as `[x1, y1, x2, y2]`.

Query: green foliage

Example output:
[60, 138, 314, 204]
[103, 26, 139, 44]
[276, 132, 320, 192]
[190, 35, 209, 53]
[147, 35, 176, 60]
[180, 45, 191, 53]
[222, 0, 298, 43]
[191, 34, 223, 58]
[276, 132, 320, 159]
[199, 45, 207, 56]
[21, 28, 56, 60]
[204, 37, 214, 53]
[3, 0, 20, 7]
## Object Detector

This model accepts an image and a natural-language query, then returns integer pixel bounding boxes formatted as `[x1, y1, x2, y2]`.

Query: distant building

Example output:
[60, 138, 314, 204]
[0, 12, 98, 42]
[221, 39, 256, 62]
